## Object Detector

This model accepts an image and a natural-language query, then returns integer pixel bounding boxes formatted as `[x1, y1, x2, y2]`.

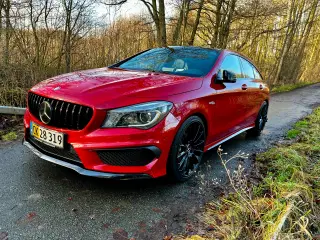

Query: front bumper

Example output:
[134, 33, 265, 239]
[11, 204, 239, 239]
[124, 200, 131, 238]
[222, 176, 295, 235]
[24, 108, 180, 178]
[23, 140, 151, 180]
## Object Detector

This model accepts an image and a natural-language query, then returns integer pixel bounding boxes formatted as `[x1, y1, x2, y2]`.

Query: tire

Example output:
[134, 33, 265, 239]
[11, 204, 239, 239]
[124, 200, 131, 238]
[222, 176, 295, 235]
[247, 101, 268, 136]
[167, 116, 206, 182]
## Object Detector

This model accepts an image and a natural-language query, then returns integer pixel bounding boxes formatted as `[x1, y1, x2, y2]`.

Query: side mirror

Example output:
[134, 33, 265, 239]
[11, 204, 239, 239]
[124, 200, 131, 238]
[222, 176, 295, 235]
[215, 70, 237, 83]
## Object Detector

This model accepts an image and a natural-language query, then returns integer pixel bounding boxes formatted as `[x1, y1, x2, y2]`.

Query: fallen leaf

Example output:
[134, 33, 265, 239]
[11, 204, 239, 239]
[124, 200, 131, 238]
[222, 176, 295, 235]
[215, 218, 222, 226]
[138, 221, 147, 228]
[185, 224, 193, 232]
[112, 207, 121, 213]
[27, 212, 36, 220]
[102, 223, 110, 229]
[206, 224, 215, 231]
[185, 235, 205, 240]
[152, 208, 162, 213]
[0, 232, 8, 240]
[113, 228, 129, 240]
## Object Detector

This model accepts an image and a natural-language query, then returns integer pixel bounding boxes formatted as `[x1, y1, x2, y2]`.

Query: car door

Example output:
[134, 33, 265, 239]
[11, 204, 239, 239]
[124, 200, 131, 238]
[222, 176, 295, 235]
[210, 54, 246, 141]
[238, 57, 258, 127]
[252, 65, 267, 106]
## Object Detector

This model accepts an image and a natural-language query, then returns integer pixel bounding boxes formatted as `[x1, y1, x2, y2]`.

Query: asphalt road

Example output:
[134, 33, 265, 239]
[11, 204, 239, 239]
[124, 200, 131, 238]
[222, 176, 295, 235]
[1, 83, 320, 240]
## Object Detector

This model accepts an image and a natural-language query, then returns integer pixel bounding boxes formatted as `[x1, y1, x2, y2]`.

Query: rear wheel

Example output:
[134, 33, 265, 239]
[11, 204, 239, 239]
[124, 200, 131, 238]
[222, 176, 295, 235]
[167, 116, 206, 182]
[247, 101, 268, 136]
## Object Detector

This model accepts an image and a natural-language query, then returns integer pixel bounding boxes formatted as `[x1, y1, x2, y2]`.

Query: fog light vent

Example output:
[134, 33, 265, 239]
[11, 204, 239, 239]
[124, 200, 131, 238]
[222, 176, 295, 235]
[97, 147, 159, 166]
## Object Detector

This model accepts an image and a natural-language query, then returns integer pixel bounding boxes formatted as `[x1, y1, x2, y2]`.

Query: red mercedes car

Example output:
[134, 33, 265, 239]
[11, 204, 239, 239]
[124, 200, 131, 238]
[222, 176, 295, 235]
[23, 47, 269, 182]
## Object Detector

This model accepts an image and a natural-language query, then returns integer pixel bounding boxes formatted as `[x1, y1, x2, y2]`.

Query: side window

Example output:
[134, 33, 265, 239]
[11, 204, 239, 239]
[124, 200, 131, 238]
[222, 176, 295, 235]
[240, 58, 255, 79]
[220, 55, 242, 78]
[253, 67, 262, 80]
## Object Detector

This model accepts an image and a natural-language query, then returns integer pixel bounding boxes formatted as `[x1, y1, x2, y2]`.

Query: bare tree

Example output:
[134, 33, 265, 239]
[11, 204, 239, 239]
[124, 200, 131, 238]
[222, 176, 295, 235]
[0, 0, 3, 54]
[210, 0, 236, 48]
[172, 0, 191, 45]
[60, 0, 95, 72]
[3, 0, 10, 64]
[102, 0, 167, 46]
[188, 0, 204, 45]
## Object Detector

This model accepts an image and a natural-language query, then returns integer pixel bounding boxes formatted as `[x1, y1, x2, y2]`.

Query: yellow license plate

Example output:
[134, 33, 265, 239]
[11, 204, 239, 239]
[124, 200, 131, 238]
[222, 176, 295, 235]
[30, 122, 64, 148]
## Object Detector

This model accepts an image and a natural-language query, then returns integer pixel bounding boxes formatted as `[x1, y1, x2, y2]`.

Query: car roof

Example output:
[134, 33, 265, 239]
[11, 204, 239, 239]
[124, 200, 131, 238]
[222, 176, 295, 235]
[222, 49, 256, 64]
[160, 47, 252, 62]
[156, 46, 221, 53]
[163, 46, 255, 65]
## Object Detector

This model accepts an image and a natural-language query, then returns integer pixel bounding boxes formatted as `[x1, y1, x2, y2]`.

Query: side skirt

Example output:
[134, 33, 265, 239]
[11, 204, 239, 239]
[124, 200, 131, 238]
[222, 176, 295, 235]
[205, 126, 254, 152]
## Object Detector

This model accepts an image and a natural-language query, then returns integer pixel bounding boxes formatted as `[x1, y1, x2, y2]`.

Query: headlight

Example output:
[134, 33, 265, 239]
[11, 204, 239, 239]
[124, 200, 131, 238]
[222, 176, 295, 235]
[102, 101, 173, 129]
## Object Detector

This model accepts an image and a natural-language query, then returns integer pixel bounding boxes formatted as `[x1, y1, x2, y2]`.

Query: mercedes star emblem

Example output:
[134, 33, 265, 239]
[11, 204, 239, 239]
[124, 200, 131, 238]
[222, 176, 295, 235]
[39, 101, 52, 124]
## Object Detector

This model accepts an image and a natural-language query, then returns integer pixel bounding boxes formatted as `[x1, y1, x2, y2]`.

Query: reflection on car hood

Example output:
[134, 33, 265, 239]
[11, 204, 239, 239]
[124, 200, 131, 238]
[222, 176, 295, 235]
[30, 67, 203, 109]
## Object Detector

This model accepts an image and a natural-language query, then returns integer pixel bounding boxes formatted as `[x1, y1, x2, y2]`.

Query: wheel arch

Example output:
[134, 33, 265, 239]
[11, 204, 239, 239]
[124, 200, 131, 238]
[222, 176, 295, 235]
[191, 112, 208, 137]
[169, 99, 211, 146]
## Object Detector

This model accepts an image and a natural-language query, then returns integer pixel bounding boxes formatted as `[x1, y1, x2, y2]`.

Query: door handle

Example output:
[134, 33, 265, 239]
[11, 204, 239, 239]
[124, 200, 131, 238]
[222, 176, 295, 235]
[259, 84, 263, 90]
[241, 84, 248, 90]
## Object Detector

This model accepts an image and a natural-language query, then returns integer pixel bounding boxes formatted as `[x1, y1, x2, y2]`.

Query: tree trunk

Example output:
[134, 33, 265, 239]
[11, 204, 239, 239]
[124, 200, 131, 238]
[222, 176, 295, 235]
[63, 0, 72, 73]
[4, 0, 10, 65]
[188, 0, 204, 46]
[181, 0, 190, 45]
[289, 0, 318, 81]
[0, 0, 3, 47]
[0, 3, 2, 60]
[272, 0, 295, 86]
[158, 0, 166, 46]
[65, 30, 71, 72]
[211, 0, 222, 47]
[172, 2, 184, 45]
[220, 0, 236, 48]
[29, 0, 40, 70]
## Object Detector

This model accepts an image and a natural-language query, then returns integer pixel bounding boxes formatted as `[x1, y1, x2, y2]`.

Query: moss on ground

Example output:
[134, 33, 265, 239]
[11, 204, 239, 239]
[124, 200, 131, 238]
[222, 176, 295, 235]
[1, 131, 17, 141]
[271, 82, 318, 94]
[0, 114, 23, 142]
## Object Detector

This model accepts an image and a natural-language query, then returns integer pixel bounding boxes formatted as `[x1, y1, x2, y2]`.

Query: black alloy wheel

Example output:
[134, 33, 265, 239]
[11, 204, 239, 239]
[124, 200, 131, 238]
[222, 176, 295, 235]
[248, 101, 268, 136]
[167, 116, 206, 182]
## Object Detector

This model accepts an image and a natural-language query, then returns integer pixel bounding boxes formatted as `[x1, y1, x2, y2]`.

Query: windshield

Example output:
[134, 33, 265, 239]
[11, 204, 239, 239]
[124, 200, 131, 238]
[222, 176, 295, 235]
[112, 47, 220, 77]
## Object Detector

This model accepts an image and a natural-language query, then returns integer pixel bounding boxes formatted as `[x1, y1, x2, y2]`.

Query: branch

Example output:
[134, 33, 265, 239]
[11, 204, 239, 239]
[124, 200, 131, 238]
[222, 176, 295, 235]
[140, 0, 156, 20]
[101, 0, 127, 6]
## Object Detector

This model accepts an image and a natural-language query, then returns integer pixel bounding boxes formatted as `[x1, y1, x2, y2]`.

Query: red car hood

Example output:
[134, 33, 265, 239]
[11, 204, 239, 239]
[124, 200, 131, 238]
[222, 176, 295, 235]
[31, 68, 203, 109]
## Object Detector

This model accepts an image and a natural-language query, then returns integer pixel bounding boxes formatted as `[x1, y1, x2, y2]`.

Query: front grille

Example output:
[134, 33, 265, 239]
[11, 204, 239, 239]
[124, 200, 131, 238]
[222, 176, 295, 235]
[28, 92, 93, 130]
[26, 130, 82, 166]
[97, 148, 157, 166]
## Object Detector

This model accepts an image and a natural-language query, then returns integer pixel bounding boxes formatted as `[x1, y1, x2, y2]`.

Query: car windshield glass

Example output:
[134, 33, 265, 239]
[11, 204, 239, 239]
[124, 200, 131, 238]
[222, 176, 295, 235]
[113, 47, 220, 77]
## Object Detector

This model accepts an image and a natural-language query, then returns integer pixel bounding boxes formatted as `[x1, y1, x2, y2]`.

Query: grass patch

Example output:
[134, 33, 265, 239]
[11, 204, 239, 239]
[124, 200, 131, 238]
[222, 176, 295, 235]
[286, 120, 310, 139]
[286, 129, 300, 139]
[1, 131, 17, 141]
[0, 114, 23, 142]
[271, 82, 318, 94]
[191, 107, 320, 239]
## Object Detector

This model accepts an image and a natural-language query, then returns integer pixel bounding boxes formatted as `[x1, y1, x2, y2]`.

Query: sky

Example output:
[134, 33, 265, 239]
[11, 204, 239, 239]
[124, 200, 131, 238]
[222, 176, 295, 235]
[96, 0, 145, 17]
[95, 0, 174, 21]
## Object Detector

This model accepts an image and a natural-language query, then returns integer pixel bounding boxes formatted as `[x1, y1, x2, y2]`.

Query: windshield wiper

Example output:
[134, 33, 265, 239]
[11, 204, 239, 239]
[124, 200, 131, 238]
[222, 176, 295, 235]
[109, 66, 121, 69]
